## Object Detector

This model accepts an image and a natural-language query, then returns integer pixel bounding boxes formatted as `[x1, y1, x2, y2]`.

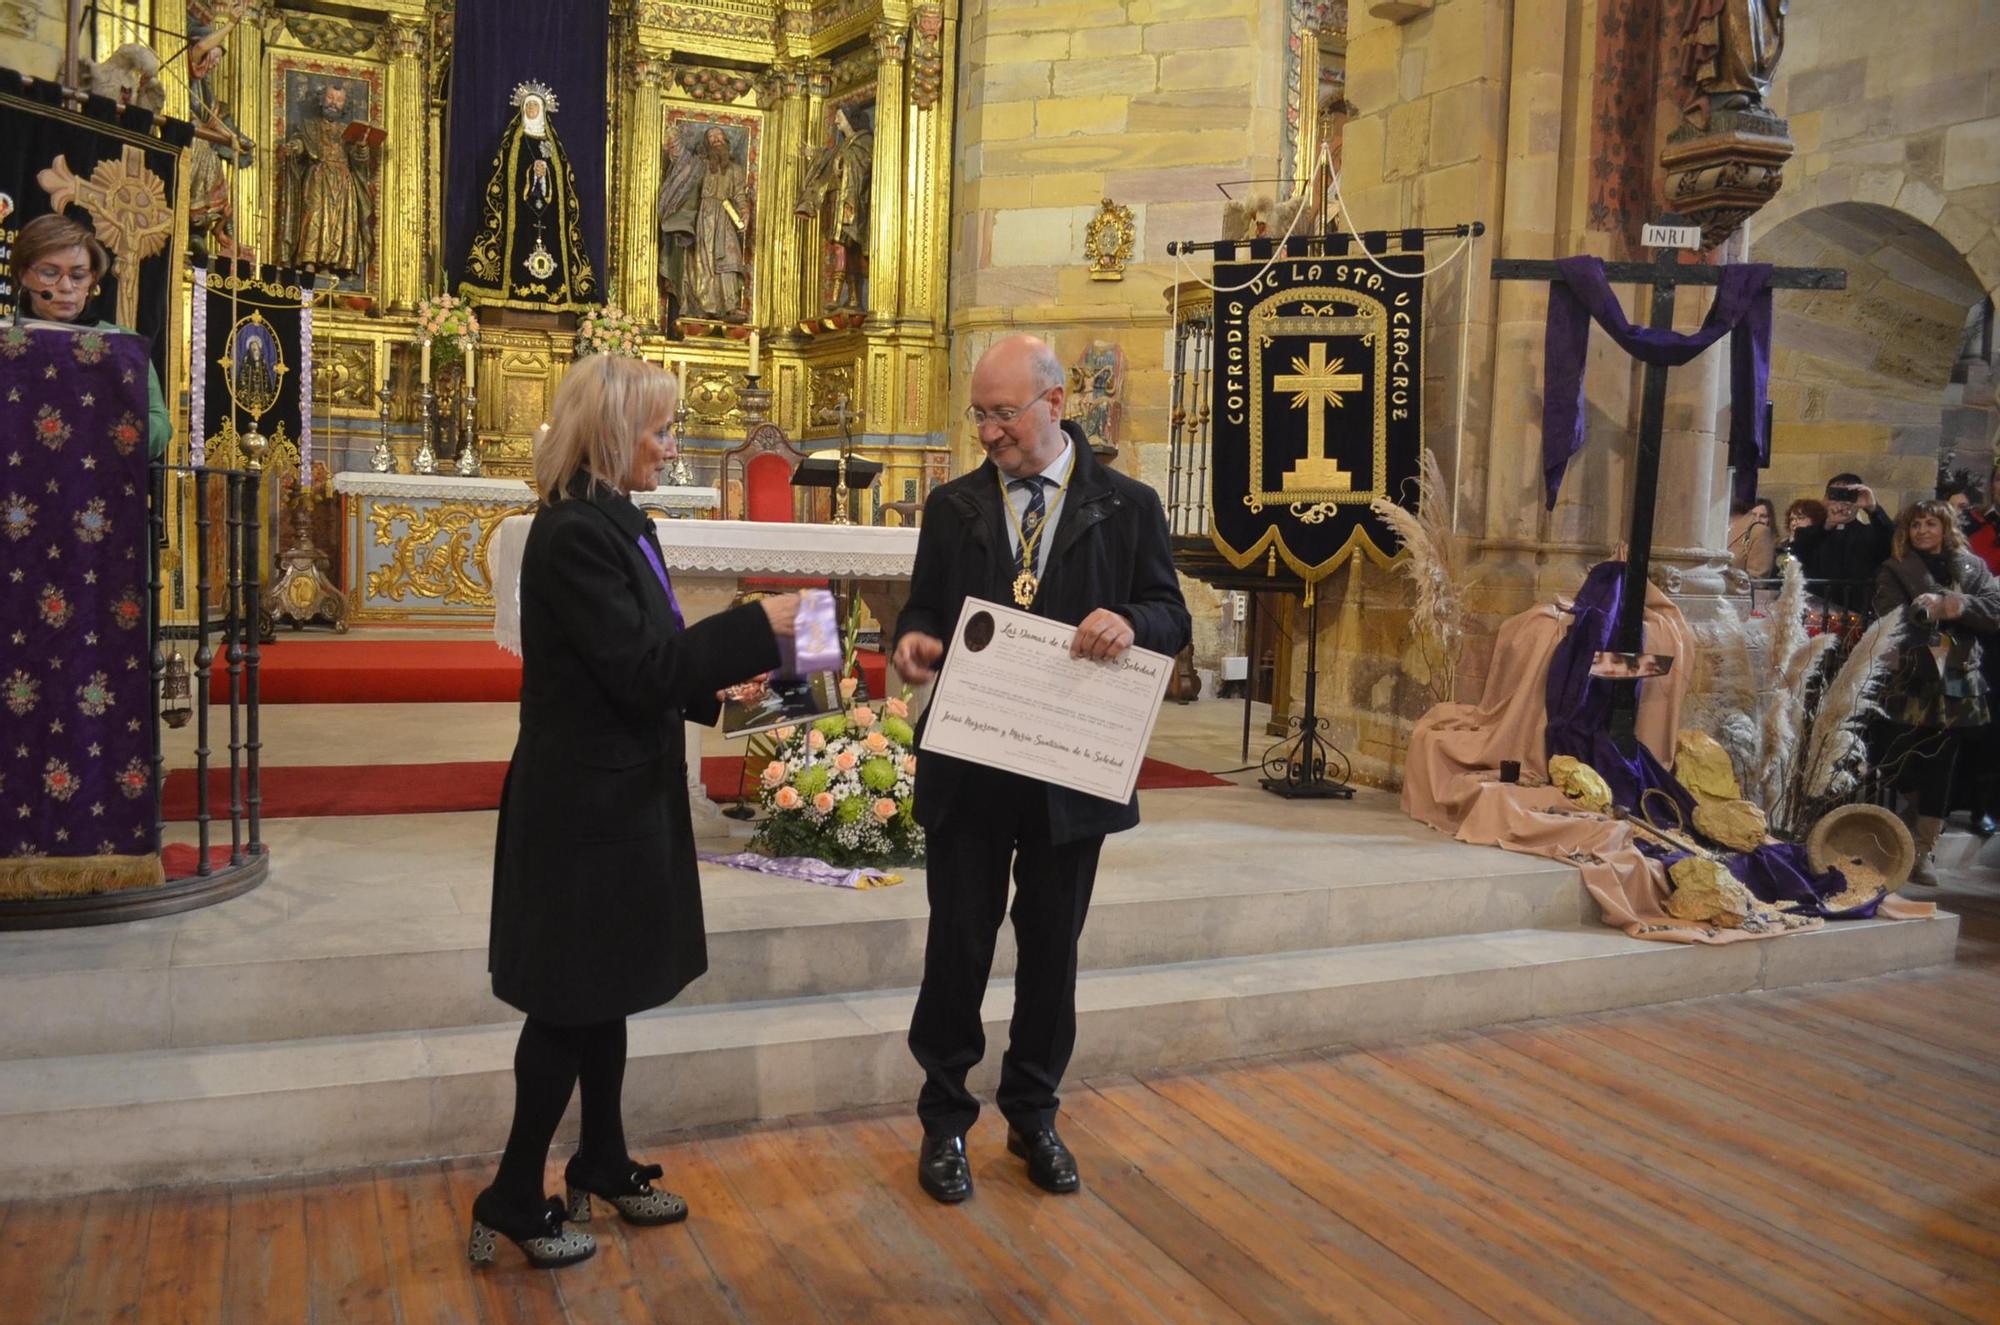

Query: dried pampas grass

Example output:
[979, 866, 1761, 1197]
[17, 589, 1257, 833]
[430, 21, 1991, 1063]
[1800, 607, 1903, 803]
[1370, 448, 1464, 702]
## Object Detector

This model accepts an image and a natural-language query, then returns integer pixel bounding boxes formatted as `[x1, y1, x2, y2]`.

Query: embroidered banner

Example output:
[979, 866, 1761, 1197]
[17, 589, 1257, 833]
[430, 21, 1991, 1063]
[0, 325, 160, 895]
[1209, 252, 1425, 583]
[194, 260, 312, 480]
[0, 79, 191, 392]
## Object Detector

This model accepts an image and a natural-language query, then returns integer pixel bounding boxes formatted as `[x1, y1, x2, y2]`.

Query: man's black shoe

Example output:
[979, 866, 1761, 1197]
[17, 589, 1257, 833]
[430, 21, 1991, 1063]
[1006, 1127, 1080, 1194]
[917, 1133, 973, 1204]
[1973, 812, 1998, 837]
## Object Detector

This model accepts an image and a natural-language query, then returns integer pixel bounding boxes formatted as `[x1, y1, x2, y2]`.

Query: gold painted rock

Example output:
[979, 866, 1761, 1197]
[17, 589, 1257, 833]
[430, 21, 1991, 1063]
[1548, 756, 1612, 813]
[1665, 856, 1755, 927]
[1691, 798, 1769, 853]
[1805, 803, 1914, 893]
[1675, 729, 1741, 803]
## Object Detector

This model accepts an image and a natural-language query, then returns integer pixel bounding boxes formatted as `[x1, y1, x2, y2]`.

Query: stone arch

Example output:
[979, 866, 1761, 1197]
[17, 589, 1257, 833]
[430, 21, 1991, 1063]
[1752, 201, 1995, 511]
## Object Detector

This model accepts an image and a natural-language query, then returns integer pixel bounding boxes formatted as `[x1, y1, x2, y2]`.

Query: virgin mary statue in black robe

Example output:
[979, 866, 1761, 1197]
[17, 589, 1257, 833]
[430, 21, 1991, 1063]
[458, 80, 598, 311]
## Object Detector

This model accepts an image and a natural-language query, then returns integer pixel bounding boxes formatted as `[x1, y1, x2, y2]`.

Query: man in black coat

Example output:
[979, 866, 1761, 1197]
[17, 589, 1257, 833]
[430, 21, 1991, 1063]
[892, 334, 1191, 1203]
[1791, 471, 1894, 610]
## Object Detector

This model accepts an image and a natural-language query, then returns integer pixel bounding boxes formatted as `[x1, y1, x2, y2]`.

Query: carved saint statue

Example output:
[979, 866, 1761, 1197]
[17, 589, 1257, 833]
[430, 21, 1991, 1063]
[184, 16, 255, 259]
[795, 107, 873, 313]
[656, 129, 702, 328]
[1681, 0, 1789, 116]
[277, 82, 373, 275]
[459, 81, 598, 311]
[686, 126, 750, 323]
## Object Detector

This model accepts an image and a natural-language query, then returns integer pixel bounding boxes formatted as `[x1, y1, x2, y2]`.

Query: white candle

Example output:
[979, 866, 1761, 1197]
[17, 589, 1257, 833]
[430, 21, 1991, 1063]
[463, 343, 474, 395]
[420, 337, 431, 386]
[676, 359, 689, 397]
[747, 330, 760, 378]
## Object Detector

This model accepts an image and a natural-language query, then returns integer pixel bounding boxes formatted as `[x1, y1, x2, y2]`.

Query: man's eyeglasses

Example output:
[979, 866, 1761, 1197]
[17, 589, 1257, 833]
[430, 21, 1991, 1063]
[964, 387, 1055, 429]
[28, 265, 93, 289]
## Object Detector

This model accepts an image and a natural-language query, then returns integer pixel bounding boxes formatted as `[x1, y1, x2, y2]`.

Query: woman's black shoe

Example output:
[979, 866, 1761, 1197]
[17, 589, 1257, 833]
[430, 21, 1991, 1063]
[468, 1189, 596, 1269]
[564, 1157, 689, 1226]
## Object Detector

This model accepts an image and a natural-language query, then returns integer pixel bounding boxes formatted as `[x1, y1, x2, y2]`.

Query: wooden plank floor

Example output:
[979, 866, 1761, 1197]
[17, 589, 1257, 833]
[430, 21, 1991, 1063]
[4, 872, 1996, 1324]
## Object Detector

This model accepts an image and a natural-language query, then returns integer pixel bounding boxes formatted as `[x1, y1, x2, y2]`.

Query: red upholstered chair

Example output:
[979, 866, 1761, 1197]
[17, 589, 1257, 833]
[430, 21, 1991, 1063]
[720, 421, 823, 590]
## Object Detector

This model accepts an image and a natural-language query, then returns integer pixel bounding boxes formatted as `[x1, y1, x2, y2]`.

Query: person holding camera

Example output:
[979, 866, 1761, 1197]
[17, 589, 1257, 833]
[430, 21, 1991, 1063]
[1872, 499, 2000, 885]
[1795, 472, 1894, 610]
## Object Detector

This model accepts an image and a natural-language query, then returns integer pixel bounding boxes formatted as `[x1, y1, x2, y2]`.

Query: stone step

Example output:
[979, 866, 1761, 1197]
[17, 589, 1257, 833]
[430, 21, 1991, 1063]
[1, 819, 1585, 1060]
[0, 913, 1956, 1200]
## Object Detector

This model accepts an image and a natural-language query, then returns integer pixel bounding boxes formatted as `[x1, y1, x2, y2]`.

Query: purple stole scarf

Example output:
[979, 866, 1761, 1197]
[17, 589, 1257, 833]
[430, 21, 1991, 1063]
[1541, 256, 1774, 510]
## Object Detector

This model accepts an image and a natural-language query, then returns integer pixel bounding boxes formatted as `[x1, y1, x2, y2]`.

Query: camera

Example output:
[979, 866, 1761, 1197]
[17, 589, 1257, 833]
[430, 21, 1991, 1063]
[1826, 485, 1860, 503]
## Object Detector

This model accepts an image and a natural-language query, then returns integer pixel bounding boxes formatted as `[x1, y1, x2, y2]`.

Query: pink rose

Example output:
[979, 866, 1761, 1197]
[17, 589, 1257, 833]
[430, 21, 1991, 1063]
[851, 706, 876, 729]
[872, 797, 897, 822]
[812, 791, 836, 814]
[863, 731, 890, 754]
[833, 750, 859, 772]
[760, 760, 787, 788]
[885, 697, 910, 720]
[774, 786, 802, 810]
[839, 676, 859, 701]
[807, 730, 826, 752]
[774, 724, 796, 743]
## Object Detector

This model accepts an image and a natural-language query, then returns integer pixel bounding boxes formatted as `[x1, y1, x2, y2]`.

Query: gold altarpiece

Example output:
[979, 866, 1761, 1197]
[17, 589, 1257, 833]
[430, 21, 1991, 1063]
[101, 0, 958, 624]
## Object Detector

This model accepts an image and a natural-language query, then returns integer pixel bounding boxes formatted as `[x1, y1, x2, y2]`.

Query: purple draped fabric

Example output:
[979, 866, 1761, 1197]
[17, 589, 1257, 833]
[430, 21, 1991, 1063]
[1542, 256, 1774, 510]
[1544, 562, 1695, 822]
[1546, 561, 1879, 919]
[0, 325, 156, 865]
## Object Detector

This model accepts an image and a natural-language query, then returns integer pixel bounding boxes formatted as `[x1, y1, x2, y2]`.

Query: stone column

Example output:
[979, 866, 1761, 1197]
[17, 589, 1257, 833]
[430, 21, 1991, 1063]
[381, 18, 429, 313]
[863, 20, 908, 332]
[617, 54, 668, 323]
[1651, 327, 1734, 600]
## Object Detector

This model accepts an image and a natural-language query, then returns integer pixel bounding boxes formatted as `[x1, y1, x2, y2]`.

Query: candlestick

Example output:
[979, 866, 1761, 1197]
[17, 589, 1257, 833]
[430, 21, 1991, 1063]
[746, 330, 759, 378]
[413, 383, 438, 474]
[371, 383, 394, 473]
[454, 388, 481, 476]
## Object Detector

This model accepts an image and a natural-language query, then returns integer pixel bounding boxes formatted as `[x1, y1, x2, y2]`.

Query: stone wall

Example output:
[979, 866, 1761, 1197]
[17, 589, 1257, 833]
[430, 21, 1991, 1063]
[0, 4, 63, 82]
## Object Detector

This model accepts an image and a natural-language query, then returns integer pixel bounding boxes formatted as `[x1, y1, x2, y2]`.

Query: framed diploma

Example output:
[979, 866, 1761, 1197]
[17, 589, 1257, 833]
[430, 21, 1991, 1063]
[922, 598, 1174, 803]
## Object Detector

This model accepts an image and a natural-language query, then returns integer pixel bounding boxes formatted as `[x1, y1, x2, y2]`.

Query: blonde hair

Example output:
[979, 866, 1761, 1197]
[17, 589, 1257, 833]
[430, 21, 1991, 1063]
[1891, 498, 1969, 562]
[533, 354, 677, 504]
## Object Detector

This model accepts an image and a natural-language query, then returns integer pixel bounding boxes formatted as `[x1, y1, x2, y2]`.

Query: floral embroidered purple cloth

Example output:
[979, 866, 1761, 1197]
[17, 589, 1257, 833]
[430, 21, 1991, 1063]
[697, 849, 902, 889]
[1, 324, 157, 875]
[1541, 255, 1773, 510]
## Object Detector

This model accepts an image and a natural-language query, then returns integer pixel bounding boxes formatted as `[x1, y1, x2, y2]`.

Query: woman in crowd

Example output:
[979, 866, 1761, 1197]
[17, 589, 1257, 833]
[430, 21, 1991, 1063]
[471, 354, 799, 1269]
[1727, 495, 1778, 578]
[1872, 499, 2000, 885]
[1776, 497, 1825, 566]
[9, 213, 171, 456]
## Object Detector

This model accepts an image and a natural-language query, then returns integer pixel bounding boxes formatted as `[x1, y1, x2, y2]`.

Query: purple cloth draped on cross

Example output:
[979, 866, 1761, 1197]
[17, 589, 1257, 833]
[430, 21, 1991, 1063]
[1541, 255, 1774, 511]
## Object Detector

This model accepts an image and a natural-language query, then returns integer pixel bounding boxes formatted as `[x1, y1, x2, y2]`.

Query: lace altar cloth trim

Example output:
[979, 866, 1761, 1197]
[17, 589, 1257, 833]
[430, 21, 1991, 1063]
[331, 471, 719, 509]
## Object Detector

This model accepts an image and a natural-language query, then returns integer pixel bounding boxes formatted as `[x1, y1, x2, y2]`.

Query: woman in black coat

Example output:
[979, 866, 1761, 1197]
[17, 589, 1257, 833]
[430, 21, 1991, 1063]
[470, 354, 798, 1269]
[1872, 499, 2000, 887]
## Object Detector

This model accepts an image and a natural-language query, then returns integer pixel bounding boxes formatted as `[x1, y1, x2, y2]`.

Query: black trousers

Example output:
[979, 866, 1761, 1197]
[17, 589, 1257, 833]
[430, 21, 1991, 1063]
[1882, 723, 1964, 819]
[907, 767, 1103, 1137]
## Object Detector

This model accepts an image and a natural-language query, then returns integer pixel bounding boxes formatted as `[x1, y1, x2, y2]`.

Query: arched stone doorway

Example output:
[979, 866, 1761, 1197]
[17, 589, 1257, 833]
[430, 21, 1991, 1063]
[1752, 201, 1995, 512]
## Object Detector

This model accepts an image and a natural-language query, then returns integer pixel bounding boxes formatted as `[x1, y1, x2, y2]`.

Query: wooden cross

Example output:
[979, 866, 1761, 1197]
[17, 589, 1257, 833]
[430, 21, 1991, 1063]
[1273, 341, 1362, 492]
[36, 147, 174, 330]
[1490, 216, 1847, 752]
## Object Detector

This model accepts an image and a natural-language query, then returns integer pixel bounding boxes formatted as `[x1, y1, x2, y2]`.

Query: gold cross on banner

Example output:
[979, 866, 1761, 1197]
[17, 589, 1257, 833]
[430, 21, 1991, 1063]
[1273, 341, 1363, 493]
[37, 147, 173, 330]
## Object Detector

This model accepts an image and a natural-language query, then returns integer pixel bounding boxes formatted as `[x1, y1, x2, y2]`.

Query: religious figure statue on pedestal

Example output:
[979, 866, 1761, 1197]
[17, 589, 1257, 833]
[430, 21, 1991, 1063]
[688, 126, 750, 322]
[656, 129, 702, 330]
[1680, 0, 1789, 118]
[459, 81, 599, 312]
[795, 106, 873, 313]
[277, 82, 374, 275]
[184, 13, 255, 259]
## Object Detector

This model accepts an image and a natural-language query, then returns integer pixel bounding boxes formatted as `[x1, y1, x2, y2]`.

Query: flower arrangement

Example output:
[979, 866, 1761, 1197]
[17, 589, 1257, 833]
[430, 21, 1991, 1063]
[576, 304, 645, 359]
[415, 293, 480, 368]
[750, 676, 925, 867]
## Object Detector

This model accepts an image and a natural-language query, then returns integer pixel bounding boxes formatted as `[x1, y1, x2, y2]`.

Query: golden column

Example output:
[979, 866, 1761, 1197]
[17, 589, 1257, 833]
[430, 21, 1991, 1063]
[900, 5, 953, 331]
[618, 53, 668, 323]
[863, 19, 908, 333]
[381, 18, 429, 312]
[150, 0, 190, 121]
[761, 59, 812, 336]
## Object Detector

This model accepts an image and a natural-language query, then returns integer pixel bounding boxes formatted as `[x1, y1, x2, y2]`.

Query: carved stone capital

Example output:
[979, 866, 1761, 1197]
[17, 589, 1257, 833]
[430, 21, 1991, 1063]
[871, 20, 908, 65]
[804, 59, 833, 99]
[630, 55, 668, 88]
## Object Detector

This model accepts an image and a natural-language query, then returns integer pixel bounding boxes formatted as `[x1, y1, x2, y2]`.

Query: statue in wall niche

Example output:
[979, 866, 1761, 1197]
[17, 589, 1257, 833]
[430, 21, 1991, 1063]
[277, 80, 375, 275]
[184, 14, 256, 259]
[1680, 0, 1789, 122]
[459, 81, 599, 311]
[689, 125, 751, 322]
[795, 105, 874, 313]
[656, 129, 701, 329]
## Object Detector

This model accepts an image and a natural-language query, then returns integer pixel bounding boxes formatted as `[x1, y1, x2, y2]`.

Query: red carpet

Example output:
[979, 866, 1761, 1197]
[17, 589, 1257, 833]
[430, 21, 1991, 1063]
[228, 639, 888, 705]
[161, 756, 1227, 821]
